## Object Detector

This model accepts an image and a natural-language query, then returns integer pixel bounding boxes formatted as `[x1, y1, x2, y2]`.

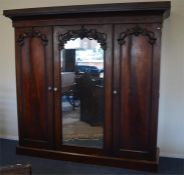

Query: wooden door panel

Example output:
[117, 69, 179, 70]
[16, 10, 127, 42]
[120, 35, 152, 150]
[22, 37, 47, 140]
[15, 27, 53, 148]
[114, 24, 161, 160]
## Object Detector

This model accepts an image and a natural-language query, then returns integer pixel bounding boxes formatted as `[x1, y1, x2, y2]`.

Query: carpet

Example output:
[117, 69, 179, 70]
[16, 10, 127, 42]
[0, 139, 184, 175]
[62, 107, 103, 140]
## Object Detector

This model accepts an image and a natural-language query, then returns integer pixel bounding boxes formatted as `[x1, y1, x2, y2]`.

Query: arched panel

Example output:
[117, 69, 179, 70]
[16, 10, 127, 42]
[16, 27, 53, 148]
[113, 24, 158, 160]
[120, 34, 153, 150]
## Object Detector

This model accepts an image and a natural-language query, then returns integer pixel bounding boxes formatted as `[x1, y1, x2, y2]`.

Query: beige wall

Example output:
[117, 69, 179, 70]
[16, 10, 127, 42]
[0, 0, 184, 158]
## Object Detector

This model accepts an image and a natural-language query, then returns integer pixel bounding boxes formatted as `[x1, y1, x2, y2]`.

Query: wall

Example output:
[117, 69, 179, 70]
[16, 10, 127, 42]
[0, 0, 183, 158]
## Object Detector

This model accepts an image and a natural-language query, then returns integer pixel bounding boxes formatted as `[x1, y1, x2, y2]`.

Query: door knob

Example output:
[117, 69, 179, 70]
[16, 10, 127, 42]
[48, 86, 52, 91]
[113, 90, 118, 95]
[54, 87, 58, 92]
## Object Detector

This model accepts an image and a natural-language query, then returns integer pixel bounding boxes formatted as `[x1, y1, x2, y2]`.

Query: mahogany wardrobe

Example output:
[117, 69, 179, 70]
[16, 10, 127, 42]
[4, 1, 170, 171]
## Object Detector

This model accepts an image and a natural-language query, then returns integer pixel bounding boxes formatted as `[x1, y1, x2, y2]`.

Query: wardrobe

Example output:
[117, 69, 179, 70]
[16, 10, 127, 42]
[4, 1, 170, 171]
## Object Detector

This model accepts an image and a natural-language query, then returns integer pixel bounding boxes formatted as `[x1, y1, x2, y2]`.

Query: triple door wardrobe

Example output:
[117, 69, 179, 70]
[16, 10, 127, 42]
[4, 1, 170, 171]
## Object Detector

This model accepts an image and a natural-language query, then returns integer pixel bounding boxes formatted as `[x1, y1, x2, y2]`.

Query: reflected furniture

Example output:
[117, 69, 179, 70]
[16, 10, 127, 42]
[3, 1, 170, 172]
[77, 73, 104, 126]
[62, 49, 76, 72]
[61, 72, 75, 94]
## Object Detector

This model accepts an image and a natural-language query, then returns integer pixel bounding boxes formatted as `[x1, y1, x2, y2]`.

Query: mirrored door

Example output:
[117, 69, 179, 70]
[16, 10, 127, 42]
[54, 25, 112, 150]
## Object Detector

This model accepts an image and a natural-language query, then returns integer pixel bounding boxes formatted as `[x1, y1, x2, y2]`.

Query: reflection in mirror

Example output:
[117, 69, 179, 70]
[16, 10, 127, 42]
[61, 38, 104, 148]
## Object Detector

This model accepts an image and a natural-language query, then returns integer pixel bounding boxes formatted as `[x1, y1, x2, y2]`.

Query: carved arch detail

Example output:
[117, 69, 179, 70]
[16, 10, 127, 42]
[118, 25, 157, 45]
[17, 29, 48, 46]
[58, 26, 107, 50]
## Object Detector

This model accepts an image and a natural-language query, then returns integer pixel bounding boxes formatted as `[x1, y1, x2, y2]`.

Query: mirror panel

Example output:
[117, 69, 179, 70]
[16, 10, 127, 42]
[61, 38, 104, 148]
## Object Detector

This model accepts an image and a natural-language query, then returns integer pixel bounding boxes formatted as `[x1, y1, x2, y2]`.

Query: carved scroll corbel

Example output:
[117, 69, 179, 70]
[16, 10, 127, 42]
[118, 25, 157, 45]
[17, 29, 48, 46]
[58, 26, 107, 50]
